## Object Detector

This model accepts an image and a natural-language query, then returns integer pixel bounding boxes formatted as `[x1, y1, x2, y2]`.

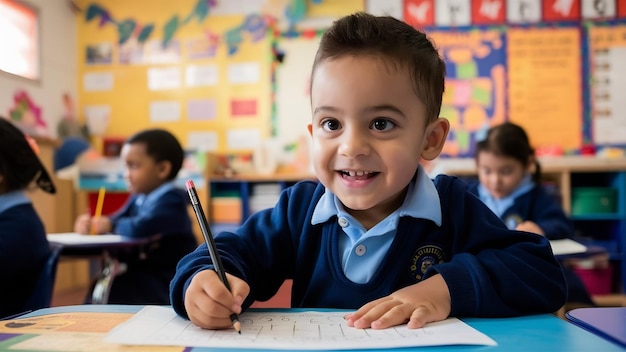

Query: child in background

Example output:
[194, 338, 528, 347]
[170, 12, 566, 331]
[0, 118, 56, 318]
[74, 128, 197, 304]
[468, 121, 595, 307]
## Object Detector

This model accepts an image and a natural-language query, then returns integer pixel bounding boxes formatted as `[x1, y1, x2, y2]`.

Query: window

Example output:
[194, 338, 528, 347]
[0, 0, 39, 80]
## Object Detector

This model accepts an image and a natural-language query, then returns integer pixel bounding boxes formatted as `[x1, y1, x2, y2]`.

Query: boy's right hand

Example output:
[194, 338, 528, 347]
[184, 269, 250, 330]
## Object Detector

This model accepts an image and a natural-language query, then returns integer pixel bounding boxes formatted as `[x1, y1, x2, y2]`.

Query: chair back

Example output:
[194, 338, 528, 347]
[23, 243, 63, 310]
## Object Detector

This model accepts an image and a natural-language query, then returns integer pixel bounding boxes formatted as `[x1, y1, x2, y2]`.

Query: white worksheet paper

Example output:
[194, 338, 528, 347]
[549, 239, 588, 256]
[104, 306, 496, 350]
[47, 232, 123, 244]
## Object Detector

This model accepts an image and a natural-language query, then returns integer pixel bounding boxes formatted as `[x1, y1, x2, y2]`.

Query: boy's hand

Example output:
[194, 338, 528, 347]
[345, 274, 450, 329]
[90, 216, 112, 234]
[184, 269, 250, 329]
[516, 221, 544, 236]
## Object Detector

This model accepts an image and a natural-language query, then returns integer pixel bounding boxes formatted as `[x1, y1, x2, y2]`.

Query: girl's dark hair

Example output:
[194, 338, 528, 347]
[475, 122, 542, 183]
[0, 117, 56, 193]
[311, 12, 445, 122]
[126, 129, 184, 181]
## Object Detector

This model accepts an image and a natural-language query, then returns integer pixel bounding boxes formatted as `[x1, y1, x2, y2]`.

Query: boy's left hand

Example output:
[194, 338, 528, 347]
[345, 274, 450, 329]
[516, 221, 544, 236]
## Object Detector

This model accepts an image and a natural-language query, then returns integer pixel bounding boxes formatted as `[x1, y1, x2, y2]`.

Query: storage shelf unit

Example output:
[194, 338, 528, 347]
[207, 173, 316, 225]
[433, 156, 626, 293]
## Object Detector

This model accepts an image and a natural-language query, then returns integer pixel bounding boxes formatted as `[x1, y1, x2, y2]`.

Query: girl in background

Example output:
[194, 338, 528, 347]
[0, 118, 56, 318]
[468, 122, 595, 308]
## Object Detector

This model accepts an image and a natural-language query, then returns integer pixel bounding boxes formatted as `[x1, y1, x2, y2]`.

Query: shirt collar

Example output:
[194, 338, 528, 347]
[0, 190, 31, 214]
[135, 181, 176, 208]
[311, 165, 442, 226]
[477, 174, 534, 218]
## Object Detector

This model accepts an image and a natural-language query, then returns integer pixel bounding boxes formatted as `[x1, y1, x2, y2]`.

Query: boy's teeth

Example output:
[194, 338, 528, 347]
[346, 171, 369, 176]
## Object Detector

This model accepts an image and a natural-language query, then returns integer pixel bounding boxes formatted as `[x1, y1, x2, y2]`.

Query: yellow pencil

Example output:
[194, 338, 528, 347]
[91, 186, 106, 235]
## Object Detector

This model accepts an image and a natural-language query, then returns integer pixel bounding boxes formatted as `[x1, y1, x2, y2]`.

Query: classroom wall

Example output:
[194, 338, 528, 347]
[75, 0, 274, 153]
[0, 0, 78, 138]
[74, 0, 361, 153]
[70, 0, 626, 158]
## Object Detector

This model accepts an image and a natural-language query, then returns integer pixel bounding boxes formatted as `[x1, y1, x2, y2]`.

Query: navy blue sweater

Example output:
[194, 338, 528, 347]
[105, 187, 198, 304]
[0, 203, 50, 318]
[467, 181, 574, 240]
[171, 175, 567, 318]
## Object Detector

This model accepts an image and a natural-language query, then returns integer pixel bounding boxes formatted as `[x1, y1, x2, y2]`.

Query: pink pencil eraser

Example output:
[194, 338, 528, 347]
[186, 179, 195, 190]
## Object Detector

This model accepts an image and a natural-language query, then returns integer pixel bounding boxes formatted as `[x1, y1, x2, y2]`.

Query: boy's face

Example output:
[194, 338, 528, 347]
[476, 151, 529, 199]
[120, 142, 170, 195]
[308, 55, 448, 226]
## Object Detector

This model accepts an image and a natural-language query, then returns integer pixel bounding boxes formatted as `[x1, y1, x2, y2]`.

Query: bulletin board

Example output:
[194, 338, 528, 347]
[274, 26, 585, 157]
[429, 29, 507, 157]
[429, 25, 586, 156]
[76, 0, 272, 153]
[586, 22, 626, 145]
[507, 27, 582, 152]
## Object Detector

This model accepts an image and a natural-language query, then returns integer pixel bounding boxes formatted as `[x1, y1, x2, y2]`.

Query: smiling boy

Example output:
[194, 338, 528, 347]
[170, 12, 566, 330]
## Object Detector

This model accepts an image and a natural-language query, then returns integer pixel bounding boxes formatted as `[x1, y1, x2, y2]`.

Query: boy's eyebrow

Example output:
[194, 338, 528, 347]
[313, 106, 341, 115]
[366, 104, 406, 117]
[313, 105, 406, 116]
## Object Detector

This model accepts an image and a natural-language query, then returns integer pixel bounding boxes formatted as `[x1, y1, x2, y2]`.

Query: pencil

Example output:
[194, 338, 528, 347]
[186, 180, 241, 334]
[91, 186, 106, 235]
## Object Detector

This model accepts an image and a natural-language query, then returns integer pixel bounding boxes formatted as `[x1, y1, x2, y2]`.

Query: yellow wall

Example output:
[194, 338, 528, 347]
[76, 0, 272, 152]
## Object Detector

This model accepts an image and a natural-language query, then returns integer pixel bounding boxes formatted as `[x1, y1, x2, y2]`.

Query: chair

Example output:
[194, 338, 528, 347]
[23, 243, 64, 311]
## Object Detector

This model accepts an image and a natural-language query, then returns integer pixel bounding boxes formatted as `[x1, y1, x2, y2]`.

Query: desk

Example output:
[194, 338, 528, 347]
[566, 307, 626, 348]
[0, 305, 623, 351]
[47, 233, 153, 304]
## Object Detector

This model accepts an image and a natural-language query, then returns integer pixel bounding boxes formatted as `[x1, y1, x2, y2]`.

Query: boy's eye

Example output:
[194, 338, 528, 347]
[371, 118, 395, 131]
[500, 168, 513, 176]
[322, 119, 341, 131]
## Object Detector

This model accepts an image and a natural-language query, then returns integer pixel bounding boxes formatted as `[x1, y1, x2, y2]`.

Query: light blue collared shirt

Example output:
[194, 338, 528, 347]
[0, 190, 31, 214]
[311, 166, 442, 284]
[134, 181, 176, 211]
[477, 174, 534, 220]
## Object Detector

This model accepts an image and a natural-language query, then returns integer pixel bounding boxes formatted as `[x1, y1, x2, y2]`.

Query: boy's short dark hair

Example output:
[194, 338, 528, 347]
[0, 117, 56, 193]
[126, 129, 184, 181]
[311, 12, 446, 122]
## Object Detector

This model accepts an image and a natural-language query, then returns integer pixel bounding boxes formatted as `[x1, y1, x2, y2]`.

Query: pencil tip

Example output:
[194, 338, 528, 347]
[233, 320, 242, 334]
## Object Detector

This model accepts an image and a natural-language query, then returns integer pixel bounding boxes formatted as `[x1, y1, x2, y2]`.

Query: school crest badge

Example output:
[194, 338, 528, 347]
[410, 245, 445, 281]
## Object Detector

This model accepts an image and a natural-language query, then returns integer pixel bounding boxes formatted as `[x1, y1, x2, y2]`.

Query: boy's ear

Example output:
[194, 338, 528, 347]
[157, 160, 172, 180]
[420, 118, 450, 161]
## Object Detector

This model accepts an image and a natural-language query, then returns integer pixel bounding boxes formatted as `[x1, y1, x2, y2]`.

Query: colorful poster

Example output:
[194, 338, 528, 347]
[507, 27, 582, 152]
[404, 0, 435, 27]
[587, 24, 626, 145]
[231, 99, 258, 116]
[506, 0, 542, 23]
[471, 0, 506, 24]
[542, 0, 581, 21]
[430, 29, 507, 157]
[434, 0, 471, 26]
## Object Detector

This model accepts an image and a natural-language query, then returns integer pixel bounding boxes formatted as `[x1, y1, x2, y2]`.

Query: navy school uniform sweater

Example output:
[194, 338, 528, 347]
[0, 203, 50, 318]
[104, 187, 198, 304]
[170, 175, 567, 318]
[467, 181, 574, 240]
[467, 181, 594, 305]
